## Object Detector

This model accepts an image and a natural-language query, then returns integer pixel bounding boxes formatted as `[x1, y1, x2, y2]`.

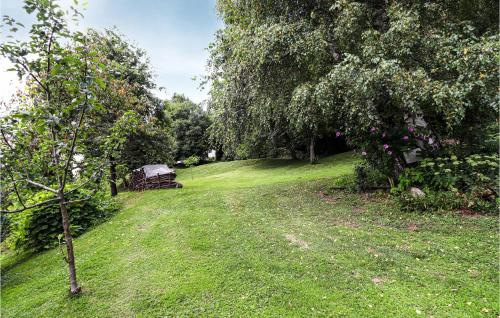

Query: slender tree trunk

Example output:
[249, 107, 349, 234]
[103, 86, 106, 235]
[309, 137, 316, 164]
[58, 191, 81, 295]
[109, 156, 118, 196]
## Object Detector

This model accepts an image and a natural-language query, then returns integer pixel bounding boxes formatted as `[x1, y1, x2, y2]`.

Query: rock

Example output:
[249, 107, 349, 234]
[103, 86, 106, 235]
[403, 148, 421, 164]
[409, 187, 425, 198]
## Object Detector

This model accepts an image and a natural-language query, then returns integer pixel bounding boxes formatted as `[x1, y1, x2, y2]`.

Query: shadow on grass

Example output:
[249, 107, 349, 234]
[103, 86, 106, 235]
[1, 249, 37, 276]
[250, 158, 310, 170]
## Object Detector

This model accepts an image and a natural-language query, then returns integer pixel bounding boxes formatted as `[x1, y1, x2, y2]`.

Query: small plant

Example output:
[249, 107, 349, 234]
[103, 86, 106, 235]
[184, 155, 200, 180]
[330, 174, 356, 192]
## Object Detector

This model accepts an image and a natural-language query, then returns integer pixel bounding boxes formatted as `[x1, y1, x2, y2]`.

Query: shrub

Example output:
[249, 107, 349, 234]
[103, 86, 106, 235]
[5, 189, 118, 251]
[1, 215, 10, 243]
[331, 174, 356, 191]
[397, 190, 464, 213]
[184, 155, 201, 167]
[354, 164, 390, 192]
[394, 153, 498, 213]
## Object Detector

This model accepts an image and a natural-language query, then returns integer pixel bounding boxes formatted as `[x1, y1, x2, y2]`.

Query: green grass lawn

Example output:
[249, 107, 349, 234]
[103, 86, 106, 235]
[2, 152, 498, 317]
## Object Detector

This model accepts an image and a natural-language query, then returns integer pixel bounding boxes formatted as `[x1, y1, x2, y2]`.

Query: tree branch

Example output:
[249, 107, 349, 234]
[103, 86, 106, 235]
[61, 46, 89, 189]
[7, 173, 26, 208]
[61, 104, 86, 189]
[2, 128, 57, 193]
[24, 179, 58, 193]
[0, 129, 14, 151]
[65, 166, 104, 195]
[16, 56, 49, 94]
[47, 23, 56, 79]
[0, 197, 59, 213]
[63, 189, 98, 206]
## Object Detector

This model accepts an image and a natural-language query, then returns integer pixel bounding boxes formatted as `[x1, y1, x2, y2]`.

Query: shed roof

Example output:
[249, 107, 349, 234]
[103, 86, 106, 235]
[136, 164, 176, 178]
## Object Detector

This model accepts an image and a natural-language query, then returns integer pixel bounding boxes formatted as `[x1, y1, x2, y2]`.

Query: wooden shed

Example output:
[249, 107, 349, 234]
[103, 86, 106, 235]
[129, 164, 182, 191]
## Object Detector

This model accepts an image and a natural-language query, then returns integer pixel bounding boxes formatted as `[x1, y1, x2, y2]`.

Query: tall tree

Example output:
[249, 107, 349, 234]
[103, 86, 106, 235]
[208, 0, 499, 169]
[1, 0, 106, 294]
[166, 94, 211, 160]
[208, 0, 339, 162]
[84, 29, 174, 195]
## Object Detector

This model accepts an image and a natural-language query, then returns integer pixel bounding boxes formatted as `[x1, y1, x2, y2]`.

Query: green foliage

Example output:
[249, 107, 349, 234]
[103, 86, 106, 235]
[166, 94, 211, 160]
[184, 155, 201, 181]
[208, 0, 499, 170]
[397, 154, 498, 192]
[118, 123, 176, 169]
[184, 155, 200, 168]
[0, 0, 122, 293]
[397, 190, 464, 213]
[395, 153, 498, 213]
[354, 164, 389, 193]
[5, 189, 118, 251]
[0, 0, 109, 216]
[207, 2, 338, 158]
[83, 29, 175, 174]
[1, 215, 10, 243]
[354, 165, 369, 192]
[234, 143, 251, 160]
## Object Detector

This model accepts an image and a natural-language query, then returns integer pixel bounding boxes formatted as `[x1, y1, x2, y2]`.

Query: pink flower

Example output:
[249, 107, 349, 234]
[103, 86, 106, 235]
[408, 127, 414, 133]
[383, 144, 389, 150]
[382, 132, 386, 138]
[361, 151, 367, 156]
[335, 131, 341, 137]
[403, 135, 409, 141]
[370, 127, 377, 133]
[387, 150, 393, 155]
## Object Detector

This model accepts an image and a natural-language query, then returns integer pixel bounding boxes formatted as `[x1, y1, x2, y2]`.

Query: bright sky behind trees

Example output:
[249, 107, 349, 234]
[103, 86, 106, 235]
[0, 0, 222, 105]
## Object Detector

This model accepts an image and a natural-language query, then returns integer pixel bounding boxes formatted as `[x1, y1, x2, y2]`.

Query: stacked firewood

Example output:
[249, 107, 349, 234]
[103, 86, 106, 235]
[129, 168, 182, 191]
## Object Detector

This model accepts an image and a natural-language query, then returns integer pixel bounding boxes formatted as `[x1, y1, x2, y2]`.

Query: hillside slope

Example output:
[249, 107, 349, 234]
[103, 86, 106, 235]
[2, 152, 498, 317]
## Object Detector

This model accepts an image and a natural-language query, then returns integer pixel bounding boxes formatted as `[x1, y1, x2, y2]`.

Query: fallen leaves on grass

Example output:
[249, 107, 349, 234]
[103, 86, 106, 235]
[460, 209, 483, 218]
[317, 191, 338, 203]
[351, 206, 365, 214]
[407, 223, 419, 232]
[285, 234, 309, 249]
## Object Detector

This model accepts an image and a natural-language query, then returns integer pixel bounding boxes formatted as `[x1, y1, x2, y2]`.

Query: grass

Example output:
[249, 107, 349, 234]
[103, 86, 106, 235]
[1, 152, 498, 317]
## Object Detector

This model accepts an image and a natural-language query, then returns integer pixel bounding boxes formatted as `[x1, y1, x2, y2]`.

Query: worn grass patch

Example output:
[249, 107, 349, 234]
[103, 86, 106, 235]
[1, 152, 498, 317]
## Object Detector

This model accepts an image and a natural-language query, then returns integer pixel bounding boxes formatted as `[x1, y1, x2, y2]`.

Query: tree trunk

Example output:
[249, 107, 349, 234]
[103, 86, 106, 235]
[309, 137, 316, 164]
[58, 191, 81, 295]
[109, 157, 118, 197]
[215, 148, 224, 161]
[123, 177, 129, 189]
